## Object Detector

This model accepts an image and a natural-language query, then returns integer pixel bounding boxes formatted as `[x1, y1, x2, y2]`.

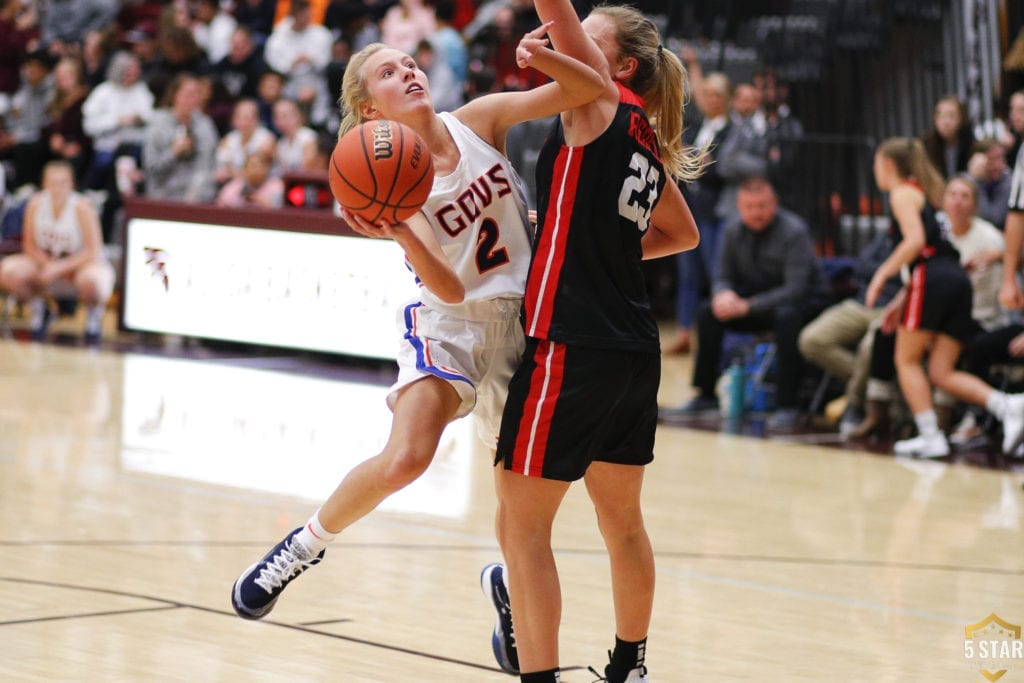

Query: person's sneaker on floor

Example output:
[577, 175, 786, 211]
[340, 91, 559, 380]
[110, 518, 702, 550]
[949, 411, 982, 448]
[231, 527, 324, 620]
[83, 305, 104, 346]
[765, 408, 801, 430]
[658, 394, 719, 421]
[893, 433, 950, 458]
[29, 300, 51, 343]
[587, 663, 649, 682]
[838, 404, 865, 437]
[1002, 394, 1024, 455]
[480, 562, 518, 674]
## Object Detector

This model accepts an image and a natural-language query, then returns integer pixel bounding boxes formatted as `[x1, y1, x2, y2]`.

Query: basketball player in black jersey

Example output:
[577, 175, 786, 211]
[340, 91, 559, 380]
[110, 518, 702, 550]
[486, 3, 703, 682]
[864, 138, 1023, 458]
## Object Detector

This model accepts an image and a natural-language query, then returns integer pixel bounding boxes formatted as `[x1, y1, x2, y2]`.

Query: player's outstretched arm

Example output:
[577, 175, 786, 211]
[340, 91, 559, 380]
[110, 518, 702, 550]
[533, 0, 609, 79]
[455, 21, 602, 146]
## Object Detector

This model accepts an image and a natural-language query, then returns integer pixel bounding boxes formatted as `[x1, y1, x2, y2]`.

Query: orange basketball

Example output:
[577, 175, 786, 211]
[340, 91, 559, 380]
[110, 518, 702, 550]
[329, 120, 435, 224]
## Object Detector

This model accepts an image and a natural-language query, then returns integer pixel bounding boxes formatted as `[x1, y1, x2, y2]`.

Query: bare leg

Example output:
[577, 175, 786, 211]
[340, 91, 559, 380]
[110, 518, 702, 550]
[927, 334, 995, 407]
[496, 467, 570, 673]
[317, 376, 462, 533]
[894, 327, 936, 415]
[583, 461, 654, 642]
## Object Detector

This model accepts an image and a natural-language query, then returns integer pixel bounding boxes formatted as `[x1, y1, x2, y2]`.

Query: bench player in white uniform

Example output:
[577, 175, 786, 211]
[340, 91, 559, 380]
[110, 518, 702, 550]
[231, 30, 604, 622]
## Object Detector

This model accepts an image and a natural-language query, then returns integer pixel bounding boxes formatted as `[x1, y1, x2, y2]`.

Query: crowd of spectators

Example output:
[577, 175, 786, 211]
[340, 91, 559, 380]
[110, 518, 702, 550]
[0, 0, 581, 242]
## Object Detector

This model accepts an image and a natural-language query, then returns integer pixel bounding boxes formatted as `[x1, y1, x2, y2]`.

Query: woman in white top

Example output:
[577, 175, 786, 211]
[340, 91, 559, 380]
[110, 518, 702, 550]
[214, 98, 276, 184]
[0, 161, 114, 343]
[271, 98, 318, 172]
[81, 52, 154, 189]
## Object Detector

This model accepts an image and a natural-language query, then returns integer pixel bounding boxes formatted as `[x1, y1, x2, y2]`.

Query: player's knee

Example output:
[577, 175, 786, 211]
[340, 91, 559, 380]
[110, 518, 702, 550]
[380, 446, 432, 491]
[595, 506, 646, 544]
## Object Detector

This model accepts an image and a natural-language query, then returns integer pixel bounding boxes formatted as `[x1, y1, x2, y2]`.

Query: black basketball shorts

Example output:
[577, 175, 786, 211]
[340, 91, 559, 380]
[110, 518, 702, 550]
[496, 338, 660, 481]
[903, 258, 974, 343]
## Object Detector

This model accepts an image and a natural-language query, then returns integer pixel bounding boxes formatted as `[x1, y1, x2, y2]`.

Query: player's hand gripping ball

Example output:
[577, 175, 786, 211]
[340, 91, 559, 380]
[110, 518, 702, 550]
[329, 120, 435, 224]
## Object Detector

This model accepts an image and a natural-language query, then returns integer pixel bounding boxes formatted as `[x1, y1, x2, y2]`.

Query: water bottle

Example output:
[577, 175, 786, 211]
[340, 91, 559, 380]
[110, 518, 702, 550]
[727, 360, 747, 419]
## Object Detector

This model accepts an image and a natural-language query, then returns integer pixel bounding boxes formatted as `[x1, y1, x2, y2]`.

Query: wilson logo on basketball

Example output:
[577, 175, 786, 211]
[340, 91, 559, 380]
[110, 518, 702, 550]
[372, 122, 394, 161]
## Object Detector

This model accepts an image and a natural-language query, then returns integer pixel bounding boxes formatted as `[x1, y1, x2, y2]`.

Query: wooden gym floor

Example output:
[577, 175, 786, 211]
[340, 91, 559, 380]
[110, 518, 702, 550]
[0, 325, 1022, 681]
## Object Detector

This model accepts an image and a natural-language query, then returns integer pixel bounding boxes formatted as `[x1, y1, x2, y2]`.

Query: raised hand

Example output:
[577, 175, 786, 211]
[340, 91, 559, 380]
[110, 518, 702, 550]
[516, 21, 555, 69]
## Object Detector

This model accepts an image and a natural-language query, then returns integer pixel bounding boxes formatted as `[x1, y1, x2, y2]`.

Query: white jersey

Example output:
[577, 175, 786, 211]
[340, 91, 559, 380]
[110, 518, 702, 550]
[416, 112, 533, 319]
[33, 191, 84, 258]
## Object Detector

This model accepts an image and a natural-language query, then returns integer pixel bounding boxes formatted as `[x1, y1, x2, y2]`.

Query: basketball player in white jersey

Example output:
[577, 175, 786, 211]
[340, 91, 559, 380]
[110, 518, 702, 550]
[232, 25, 604, 622]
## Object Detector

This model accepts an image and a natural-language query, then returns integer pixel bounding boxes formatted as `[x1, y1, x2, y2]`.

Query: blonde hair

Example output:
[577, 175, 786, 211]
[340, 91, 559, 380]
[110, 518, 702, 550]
[337, 43, 389, 139]
[877, 137, 945, 208]
[592, 4, 706, 181]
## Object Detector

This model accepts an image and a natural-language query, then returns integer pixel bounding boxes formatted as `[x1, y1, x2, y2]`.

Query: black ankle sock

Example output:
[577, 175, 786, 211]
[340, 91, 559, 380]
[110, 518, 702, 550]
[520, 668, 560, 683]
[606, 636, 646, 681]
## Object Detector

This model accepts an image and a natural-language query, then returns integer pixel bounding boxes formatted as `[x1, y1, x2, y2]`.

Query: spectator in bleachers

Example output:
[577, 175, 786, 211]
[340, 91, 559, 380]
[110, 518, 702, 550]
[967, 138, 1012, 230]
[191, 0, 237, 65]
[149, 24, 211, 104]
[668, 50, 731, 355]
[324, 1, 380, 53]
[264, 0, 332, 85]
[142, 73, 219, 203]
[432, 0, 468, 83]
[80, 28, 115, 88]
[2, 49, 55, 190]
[0, 160, 114, 343]
[264, 0, 333, 128]
[798, 231, 901, 437]
[714, 82, 768, 225]
[413, 39, 463, 113]
[1006, 89, 1024, 169]
[760, 69, 805, 217]
[215, 151, 283, 208]
[380, 0, 436, 55]
[921, 95, 975, 180]
[0, 0, 36, 97]
[214, 98, 276, 185]
[661, 177, 830, 429]
[271, 98, 317, 173]
[234, 0, 278, 48]
[39, 0, 118, 54]
[123, 21, 161, 91]
[81, 51, 153, 191]
[43, 57, 91, 185]
[255, 70, 285, 135]
[466, 1, 544, 93]
[944, 175, 1007, 331]
[211, 27, 267, 103]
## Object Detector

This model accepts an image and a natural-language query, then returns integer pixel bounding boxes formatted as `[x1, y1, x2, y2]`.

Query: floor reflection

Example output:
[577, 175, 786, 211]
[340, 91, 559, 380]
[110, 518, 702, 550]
[120, 354, 475, 518]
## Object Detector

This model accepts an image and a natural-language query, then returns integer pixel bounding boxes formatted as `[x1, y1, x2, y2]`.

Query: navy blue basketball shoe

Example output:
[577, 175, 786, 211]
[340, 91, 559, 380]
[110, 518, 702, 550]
[480, 562, 519, 674]
[231, 527, 324, 620]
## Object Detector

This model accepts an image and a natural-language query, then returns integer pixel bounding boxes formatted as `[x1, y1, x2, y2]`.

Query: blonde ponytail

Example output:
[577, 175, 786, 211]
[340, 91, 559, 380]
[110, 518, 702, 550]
[594, 5, 707, 181]
[878, 137, 944, 207]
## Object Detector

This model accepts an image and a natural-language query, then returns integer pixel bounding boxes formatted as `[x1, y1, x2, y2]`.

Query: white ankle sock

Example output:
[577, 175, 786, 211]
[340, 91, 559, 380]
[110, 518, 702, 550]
[85, 305, 104, 334]
[913, 410, 940, 438]
[29, 298, 45, 329]
[295, 509, 337, 554]
[986, 391, 1007, 421]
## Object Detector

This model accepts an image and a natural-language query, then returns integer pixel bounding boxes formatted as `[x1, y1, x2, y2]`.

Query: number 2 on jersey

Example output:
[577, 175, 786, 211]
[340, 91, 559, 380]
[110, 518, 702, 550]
[476, 218, 510, 273]
[617, 152, 660, 232]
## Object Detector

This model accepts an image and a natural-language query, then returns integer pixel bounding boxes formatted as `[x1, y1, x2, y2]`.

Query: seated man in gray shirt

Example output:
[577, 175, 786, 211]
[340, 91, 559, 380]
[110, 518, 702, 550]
[662, 177, 831, 428]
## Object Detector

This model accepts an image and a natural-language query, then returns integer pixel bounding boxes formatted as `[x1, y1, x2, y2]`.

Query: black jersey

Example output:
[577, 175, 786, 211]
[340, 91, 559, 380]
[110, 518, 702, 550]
[887, 181, 960, 266]
[523, 83, 668, 353]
